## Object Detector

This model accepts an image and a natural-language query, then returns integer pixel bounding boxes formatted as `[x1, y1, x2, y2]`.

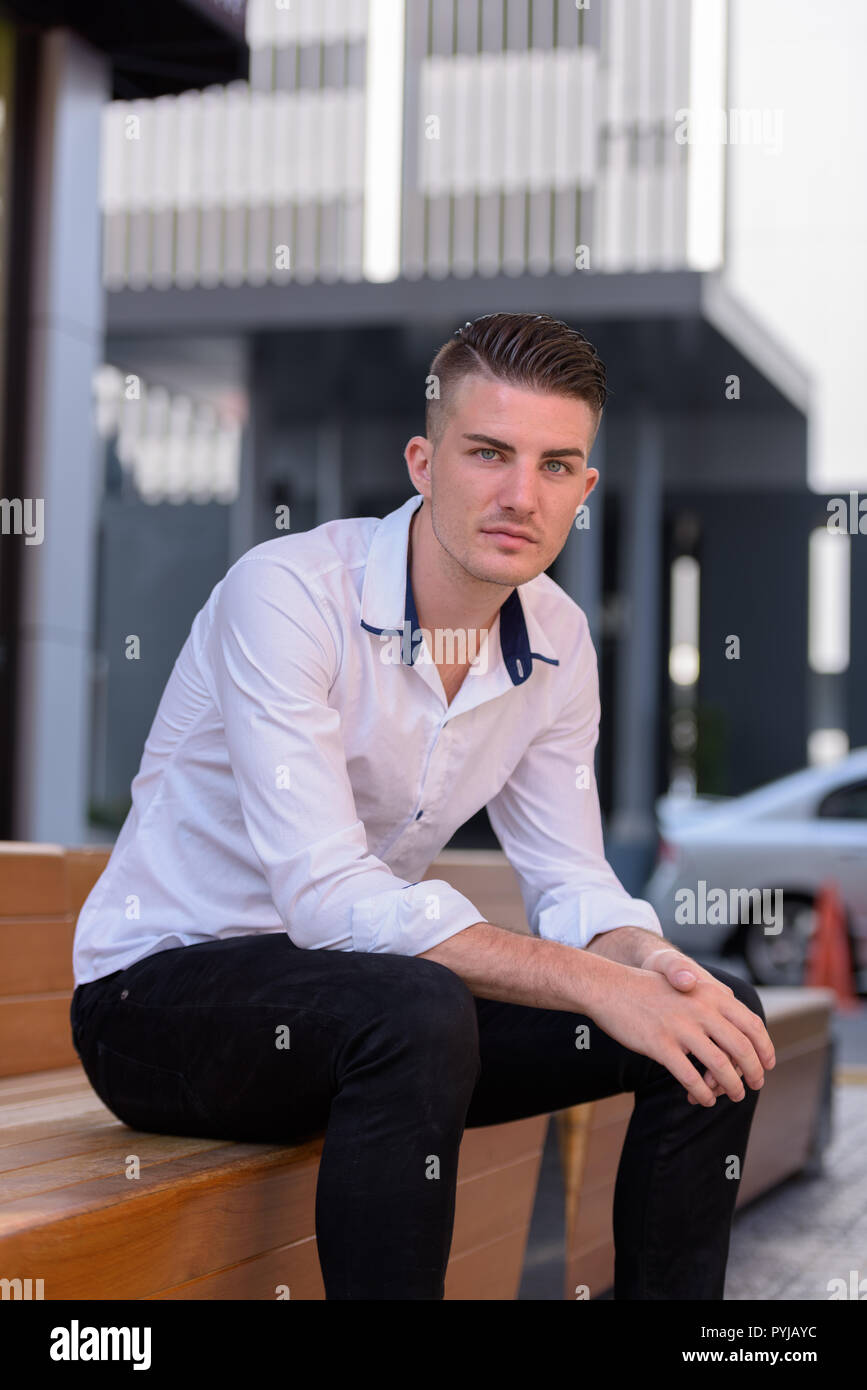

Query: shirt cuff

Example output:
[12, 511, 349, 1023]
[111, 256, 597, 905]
[536, 891, 664, 950]
[351, 879, 489, 955]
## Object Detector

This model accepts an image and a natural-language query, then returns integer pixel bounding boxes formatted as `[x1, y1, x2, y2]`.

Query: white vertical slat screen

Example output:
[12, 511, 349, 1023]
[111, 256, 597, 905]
[101, 103, 126, 289]
[99, 0, 723, 288]
[418, 51, 597, 198]
[452, 3, 478, 278]
[634, 0, 656, 269]
[94, 364, 242, 505]
[198, 87, 225, 286]
[174, 90, 201, 286]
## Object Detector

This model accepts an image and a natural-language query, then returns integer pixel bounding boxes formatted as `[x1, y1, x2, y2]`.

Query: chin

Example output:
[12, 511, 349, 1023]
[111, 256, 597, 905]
[472, 551, 540, 585]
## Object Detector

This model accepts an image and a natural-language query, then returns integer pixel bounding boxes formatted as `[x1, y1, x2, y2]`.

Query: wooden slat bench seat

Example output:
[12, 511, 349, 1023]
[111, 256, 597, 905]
[0, 842, 549, 1299]
[0, 843, 835, 1299]
[0, 1065, 547, 1300]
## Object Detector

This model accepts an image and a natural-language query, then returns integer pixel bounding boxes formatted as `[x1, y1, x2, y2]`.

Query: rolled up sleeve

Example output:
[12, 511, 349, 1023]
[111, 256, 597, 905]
[485, 609, 663, 950]
[207, 555, 486, 953]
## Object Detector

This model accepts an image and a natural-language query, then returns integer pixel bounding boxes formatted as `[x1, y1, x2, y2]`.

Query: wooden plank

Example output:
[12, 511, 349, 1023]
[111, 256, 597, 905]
[566, 1241, 615, 1299]
[0, 1125, 217, 1173]
[459, 1114, 548, 1178]
[147, 1226, 534, 1301]
[425, 852, 532, 935]
[0, 919, 75, 993]
[0, 1134, 322, 1231]
[0, 1133, 237, 1198]
[450, 1153, 544, 1258]
[0, 1109, 121, 1148]
[0, 1093, 110, 1135]
[0, 1064, 93, 1100]
[579, 1111, 632, 1190]
[589, 1091, 634, 1124]
[0, 996, 77, 1077]
[444, 1227, 531, 1300]
[0, 1145, 539, 1298]
[0, 844, 67, 916]
[566, 1174, 617, 1254]
[0, 1142, 324, 1297]
[146, 1235, 325, 1301]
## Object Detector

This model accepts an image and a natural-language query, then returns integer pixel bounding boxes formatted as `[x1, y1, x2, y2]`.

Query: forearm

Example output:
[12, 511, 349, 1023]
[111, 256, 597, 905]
[585, 925, 679, 969]
[418, 920, 630, 1016]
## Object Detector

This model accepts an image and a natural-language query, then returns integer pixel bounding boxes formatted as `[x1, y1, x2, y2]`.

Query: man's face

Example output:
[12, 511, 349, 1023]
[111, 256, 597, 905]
[409, 374, 600, 587]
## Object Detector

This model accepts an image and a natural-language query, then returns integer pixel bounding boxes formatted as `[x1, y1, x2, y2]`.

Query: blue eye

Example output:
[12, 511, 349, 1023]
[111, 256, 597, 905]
[477, 448, 499, 460]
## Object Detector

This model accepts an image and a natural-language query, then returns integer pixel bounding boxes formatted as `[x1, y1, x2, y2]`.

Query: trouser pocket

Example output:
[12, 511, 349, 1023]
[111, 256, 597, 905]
[93, 1039, 206, 1135]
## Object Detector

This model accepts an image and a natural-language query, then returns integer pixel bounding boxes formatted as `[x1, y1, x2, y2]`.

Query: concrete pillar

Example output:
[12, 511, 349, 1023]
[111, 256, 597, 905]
[609, 412, 663, 889]
[14, 31, 109, 843]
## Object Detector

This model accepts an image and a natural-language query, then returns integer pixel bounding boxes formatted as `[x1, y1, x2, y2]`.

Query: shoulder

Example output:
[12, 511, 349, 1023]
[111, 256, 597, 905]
[207, 516, 379, 665]
[230, 514, 379, 589]
[215, 514, 379, 610]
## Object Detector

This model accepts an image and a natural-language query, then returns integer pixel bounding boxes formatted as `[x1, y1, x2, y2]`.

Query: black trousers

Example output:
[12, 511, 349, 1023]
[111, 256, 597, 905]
[70, 933, 765, 1300]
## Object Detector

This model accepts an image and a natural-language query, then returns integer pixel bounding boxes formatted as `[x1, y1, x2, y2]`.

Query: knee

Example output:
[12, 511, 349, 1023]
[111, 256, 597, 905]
[396, 958, 479, 1044]
[713, 967, 766, 1025]
[377, 959, 480, 1089]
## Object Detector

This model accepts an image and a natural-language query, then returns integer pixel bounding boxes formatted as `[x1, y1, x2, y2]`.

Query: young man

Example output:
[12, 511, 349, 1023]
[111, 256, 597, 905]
[71, 312, 774, 1301]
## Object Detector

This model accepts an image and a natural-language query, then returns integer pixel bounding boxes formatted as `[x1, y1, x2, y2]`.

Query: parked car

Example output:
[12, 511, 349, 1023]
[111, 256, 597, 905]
[644, 749, 867, 990]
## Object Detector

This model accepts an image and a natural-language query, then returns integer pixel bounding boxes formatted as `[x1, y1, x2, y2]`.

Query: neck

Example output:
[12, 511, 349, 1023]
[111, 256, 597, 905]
[408, 500, 511, 642]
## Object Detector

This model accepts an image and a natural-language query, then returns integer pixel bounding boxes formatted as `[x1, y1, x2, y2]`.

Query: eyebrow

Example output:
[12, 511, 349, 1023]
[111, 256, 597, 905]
[462, 432, 586, 461]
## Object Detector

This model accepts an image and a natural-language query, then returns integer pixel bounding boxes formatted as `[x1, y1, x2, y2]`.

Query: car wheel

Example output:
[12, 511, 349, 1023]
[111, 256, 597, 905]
[742, 893, 817, 987]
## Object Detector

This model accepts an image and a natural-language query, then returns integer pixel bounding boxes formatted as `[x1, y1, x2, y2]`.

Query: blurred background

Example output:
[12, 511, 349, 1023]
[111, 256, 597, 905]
[0, 0, 865, 1301]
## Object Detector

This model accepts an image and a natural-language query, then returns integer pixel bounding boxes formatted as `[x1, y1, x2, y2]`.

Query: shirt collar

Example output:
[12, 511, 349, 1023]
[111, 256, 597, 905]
[359, 495, 559, 687]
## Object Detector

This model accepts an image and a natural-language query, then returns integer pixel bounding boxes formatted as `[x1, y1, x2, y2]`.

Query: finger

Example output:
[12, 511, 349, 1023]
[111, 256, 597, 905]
[718, 997, 777, 1069]
[689, 1063, 743, 1104]
[680, 1032, 746, 1102]
[660, 1042, 718, 1106]
[700, 1016, 766, 1091]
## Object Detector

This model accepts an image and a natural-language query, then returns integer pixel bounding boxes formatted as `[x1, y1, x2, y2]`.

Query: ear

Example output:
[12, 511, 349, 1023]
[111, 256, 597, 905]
[404, 436, 433, 495]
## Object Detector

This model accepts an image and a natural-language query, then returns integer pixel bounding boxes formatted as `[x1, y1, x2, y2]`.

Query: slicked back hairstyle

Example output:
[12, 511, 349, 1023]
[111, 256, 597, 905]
[425, 312, 608, 452]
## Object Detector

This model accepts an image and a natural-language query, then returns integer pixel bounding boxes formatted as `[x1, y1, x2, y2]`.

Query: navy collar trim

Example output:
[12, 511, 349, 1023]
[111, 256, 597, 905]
[360, 537, 560, 688]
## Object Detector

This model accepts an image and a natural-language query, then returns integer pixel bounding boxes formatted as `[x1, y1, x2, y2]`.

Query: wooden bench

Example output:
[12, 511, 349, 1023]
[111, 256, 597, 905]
[0, 843, 834, 1300]
[0, 842, 547, 1300]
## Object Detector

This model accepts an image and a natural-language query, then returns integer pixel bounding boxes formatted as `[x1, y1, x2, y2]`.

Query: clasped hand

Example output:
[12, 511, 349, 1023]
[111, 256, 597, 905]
[640, 945, 776, 1105]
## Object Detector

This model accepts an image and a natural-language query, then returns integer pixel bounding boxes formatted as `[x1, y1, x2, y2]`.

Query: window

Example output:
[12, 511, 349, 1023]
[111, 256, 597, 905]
[817, 780, 867, 821]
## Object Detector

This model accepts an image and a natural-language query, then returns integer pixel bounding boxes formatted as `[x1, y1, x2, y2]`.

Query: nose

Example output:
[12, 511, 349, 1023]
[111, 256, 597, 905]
[496, 461, 538, 517]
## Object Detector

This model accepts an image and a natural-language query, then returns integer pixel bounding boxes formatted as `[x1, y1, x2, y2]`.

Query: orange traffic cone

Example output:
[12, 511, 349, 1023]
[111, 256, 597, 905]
[805, 880, 860, 1011]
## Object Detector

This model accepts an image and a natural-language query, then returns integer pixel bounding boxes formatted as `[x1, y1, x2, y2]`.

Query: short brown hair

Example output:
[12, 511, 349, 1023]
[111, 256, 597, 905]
[425, 311, 608, 451]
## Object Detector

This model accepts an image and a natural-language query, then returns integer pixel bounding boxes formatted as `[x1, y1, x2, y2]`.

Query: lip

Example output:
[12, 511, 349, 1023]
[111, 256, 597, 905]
[480, 528, 536, 547]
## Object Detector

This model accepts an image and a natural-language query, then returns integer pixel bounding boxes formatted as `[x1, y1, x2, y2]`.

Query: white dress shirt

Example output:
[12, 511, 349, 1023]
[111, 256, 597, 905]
[73, 493, 663, 986]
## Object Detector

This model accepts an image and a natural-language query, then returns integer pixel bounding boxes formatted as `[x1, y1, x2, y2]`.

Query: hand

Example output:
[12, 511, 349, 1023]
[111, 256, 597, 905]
[640, 944, 714, 991]
[639, 945, 774, 1105]
[589, 962, 775, 1107]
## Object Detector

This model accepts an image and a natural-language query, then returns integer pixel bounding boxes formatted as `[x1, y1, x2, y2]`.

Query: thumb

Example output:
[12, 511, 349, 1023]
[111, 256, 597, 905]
[645, 948, 698, 989]
[667, 961, 699, 989]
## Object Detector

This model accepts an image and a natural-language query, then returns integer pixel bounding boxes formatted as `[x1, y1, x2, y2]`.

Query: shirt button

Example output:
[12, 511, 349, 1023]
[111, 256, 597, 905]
[416, 810, 423, 820]
[120, 989, 129, 1000]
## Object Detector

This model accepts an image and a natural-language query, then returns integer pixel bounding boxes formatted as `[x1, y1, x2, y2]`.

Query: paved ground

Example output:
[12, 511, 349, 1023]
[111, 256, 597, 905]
[724, 1082, 867, 1300]
[519, 993, 867, 1301]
